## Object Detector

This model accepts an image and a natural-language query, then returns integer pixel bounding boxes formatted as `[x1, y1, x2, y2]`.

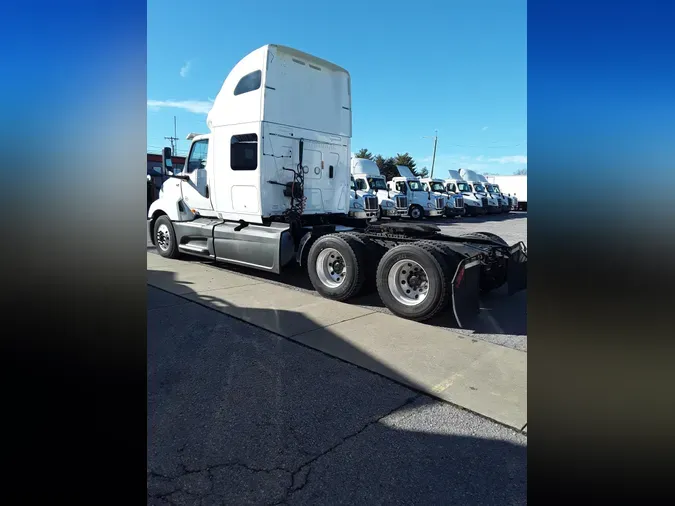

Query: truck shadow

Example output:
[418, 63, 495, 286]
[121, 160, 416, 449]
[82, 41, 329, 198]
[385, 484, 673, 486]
[147, 270, 527, 505]
[171, 254, 527, 340]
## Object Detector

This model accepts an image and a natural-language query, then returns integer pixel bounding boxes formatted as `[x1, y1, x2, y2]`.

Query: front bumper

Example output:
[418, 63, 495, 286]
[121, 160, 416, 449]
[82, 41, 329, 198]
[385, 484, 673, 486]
[382, 207, 406, 217]
[349, 209, 378, 219]
[425, 208, 444, 217]
[465, 205, 487, 215]
[445, 206, 465, 217]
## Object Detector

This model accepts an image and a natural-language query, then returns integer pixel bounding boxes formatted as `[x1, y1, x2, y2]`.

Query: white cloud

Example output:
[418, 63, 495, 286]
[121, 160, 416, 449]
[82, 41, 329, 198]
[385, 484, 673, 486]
[486, 155, 527, 164]
[481, 126, 488, 131]
[180, 61, 191, 78]
[147, 99, 213, 114]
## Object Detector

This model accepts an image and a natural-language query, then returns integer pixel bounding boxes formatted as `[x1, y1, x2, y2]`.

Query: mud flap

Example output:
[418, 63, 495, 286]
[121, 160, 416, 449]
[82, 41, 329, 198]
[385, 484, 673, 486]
[451, 257, 482, 328]
[507, 242, 528, 295]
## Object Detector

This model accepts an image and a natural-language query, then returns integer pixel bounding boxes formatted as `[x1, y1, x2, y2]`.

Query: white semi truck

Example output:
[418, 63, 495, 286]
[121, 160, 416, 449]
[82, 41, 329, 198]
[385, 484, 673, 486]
[350, 158, 407, 219]
[445, 170, 487, 217]
[386, 166, 446, 220]
[477, 173, 511, 213]
[349, 176, 378, 221]
[419, 177, 465, 218]
[459, 168, 502, 214]
[487, 175, 526, 211]
[148, 44, 527, 324]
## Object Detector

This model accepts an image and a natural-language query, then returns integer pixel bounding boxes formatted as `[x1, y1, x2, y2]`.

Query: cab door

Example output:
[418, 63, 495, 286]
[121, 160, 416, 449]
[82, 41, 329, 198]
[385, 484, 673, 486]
[181, 138, 214, 213]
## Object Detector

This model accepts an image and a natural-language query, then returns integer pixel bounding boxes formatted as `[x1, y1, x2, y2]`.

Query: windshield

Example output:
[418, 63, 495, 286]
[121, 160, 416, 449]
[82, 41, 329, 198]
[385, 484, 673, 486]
[408, 180, 425, 191]
[485, 184, 496, 193]
[457, 182, 471, 192]
[492, 184, 502, 193]
[473, 184, 486, 192]
[367, 177, 388, 190]
[430, 182, 446, 192]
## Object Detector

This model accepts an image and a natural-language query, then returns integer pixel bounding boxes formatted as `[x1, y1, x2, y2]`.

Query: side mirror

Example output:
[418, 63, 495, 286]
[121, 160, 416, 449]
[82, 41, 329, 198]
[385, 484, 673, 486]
[162, 147, 173, 174]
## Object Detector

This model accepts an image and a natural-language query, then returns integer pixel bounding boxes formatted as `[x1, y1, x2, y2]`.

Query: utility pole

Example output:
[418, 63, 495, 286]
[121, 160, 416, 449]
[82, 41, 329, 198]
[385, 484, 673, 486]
[164, 116, 178, 154]
[422, 130, 438, 178]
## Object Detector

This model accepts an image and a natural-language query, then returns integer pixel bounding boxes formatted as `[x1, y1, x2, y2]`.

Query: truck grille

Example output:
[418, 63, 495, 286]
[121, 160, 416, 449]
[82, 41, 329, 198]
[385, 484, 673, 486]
[436, 198, 445, 209]
[481, 197, 488, 207]
[455, 197, 464, 208]
[496, 198, 502, 206]
[364, 196, 378, 210]
[507, 197, 512, 206]
[395, 196, 408, 208]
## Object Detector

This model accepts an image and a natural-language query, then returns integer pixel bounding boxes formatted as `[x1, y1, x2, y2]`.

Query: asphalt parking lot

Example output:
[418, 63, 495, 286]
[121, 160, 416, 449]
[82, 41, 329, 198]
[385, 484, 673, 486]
[147, 211, 527, 352]
[148, 282, 527, 506]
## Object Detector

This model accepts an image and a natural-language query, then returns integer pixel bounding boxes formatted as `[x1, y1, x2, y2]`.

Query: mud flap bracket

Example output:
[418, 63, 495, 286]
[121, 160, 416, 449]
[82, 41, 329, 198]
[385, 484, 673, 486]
[507, 242, 527, 295]
[451, 256, 482, 328]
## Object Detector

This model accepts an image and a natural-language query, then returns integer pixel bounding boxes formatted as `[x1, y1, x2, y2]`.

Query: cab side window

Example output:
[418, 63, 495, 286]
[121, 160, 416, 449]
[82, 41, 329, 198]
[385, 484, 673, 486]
[356, 179, 368, 191]
[187, 140, 209, 173]
[396, 181, 407, 193]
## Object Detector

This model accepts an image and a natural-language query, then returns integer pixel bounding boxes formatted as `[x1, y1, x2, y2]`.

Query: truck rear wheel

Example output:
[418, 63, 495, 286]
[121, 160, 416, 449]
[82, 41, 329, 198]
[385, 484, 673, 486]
[376, 243, 451, 321]
[154, 215, 180, 259]
[460, 232, 508, 292]
[307, 234, 367, 301]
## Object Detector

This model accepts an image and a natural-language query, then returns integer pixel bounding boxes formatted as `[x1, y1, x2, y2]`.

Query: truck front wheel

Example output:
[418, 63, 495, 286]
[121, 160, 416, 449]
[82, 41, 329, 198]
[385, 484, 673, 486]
[376, 243, 451, 321]
[154, 215, 180, 259]
[307, 234, 367, 301]
[409, 205, 424, 220]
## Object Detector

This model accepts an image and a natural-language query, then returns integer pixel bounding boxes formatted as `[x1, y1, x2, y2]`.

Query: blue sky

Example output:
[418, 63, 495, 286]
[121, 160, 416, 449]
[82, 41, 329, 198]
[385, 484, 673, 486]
[148, 0, 526, 176]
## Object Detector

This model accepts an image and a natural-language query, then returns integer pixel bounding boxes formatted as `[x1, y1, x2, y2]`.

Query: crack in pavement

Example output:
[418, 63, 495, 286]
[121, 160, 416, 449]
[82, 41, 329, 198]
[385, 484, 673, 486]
[272, 393, 421, 505]
[149, 393, 421, 505]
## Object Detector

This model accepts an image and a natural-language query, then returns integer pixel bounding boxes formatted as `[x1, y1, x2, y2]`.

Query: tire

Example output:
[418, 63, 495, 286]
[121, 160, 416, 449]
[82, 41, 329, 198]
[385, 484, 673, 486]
[154, 215, 180, 259]
[341, 232, 387, 293]
[460, 232, 508, 292]
[409, 205, 424, 220]
[376, 243, 451, 321]
[460, 232, 508, 247]
[307, 233, 368, 301]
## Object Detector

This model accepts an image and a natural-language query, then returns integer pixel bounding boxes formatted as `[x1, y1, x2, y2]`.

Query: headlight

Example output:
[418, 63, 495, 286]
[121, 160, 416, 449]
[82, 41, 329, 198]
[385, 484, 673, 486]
[353, 202, 364, 209]
[382, 200, 393, 208]
[427, 203, 433, 208]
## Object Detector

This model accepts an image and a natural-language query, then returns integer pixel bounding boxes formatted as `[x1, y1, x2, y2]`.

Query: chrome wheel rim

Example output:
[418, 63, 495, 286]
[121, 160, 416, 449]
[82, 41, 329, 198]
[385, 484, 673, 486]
[156, 224, 171, 251]
[387, 259, 429, 306]
[316, 248, 347, 288]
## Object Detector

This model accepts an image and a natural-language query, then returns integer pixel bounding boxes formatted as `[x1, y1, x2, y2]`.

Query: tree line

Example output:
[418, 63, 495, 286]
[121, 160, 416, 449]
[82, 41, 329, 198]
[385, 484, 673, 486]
[354, 148, 526, 179]
[354, 149, 429, 180]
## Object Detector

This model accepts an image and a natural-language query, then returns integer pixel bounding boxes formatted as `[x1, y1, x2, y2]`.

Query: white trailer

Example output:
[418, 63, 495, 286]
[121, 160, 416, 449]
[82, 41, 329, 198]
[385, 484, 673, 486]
[486, 175, 527, 211]
[148, 44, 527, 324]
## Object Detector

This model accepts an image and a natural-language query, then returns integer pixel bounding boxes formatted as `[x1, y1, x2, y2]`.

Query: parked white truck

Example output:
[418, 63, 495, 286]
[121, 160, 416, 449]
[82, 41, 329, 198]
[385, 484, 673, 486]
[419, 177, 465, 218]
[476, 173, 511, 213]
[487, 175, 526, 211]
[351, 157, 407, 219]
[459, 168, 502, 214]
[386, 166, 446, 220]
[349, 176, 378, 221]
[445, 170, 487, 217]
[147, 44, 527, 324]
